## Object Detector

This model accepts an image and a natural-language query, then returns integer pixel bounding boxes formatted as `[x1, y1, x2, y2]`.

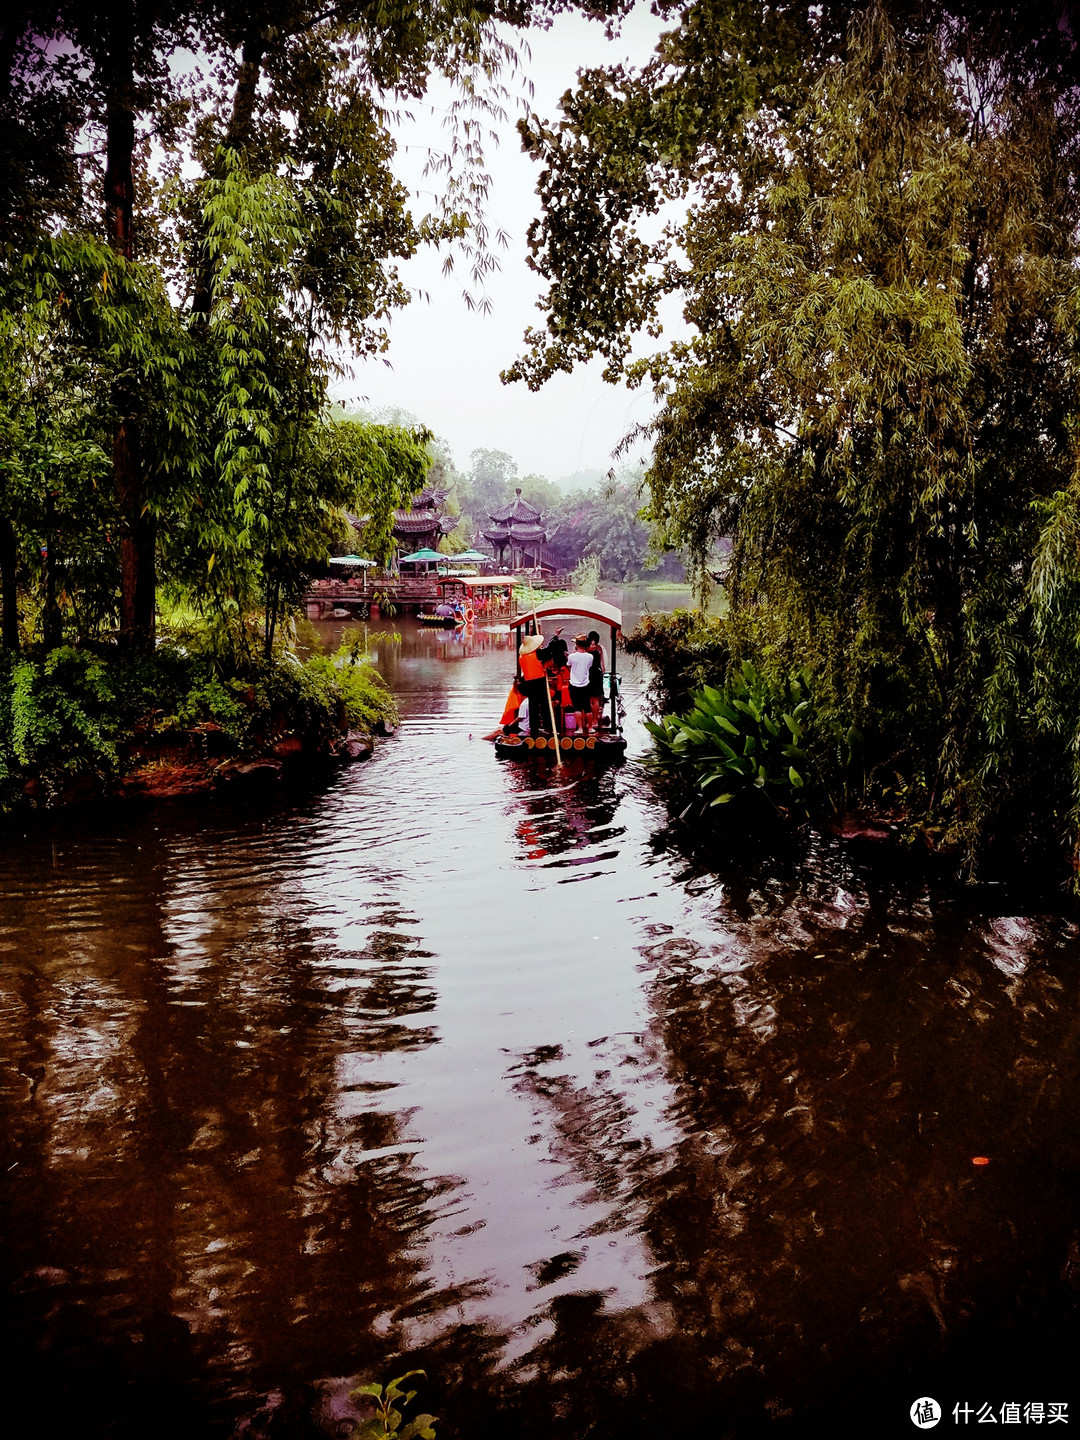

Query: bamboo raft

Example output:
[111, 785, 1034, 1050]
[495, 595, 628, 764]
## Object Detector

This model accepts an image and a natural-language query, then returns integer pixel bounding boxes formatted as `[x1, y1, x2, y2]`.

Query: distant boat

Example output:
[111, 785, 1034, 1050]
[418, 602, 465, 628]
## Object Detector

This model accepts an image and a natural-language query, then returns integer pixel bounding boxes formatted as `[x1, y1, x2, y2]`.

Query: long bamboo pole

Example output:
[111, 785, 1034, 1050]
[544, 659, 563, 767]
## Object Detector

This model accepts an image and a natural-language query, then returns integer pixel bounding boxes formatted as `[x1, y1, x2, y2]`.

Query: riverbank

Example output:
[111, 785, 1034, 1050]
[625, 607, 1080, 886]
[0, 641, 396, 811]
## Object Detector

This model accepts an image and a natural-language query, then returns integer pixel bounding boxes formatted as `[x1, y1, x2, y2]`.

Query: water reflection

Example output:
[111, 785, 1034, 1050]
[2, 605, 1079, 1438]
[1, 817, 468, 1437]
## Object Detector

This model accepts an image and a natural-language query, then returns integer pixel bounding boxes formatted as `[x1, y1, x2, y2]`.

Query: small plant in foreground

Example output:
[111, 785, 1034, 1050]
[349, 1370, 436, 1440]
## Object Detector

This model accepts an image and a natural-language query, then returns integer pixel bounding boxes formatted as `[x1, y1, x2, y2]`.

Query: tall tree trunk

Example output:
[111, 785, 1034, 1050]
[104, 5, 155, 650]
[114, 417, 156, 644]
[0, 511, 18, 649]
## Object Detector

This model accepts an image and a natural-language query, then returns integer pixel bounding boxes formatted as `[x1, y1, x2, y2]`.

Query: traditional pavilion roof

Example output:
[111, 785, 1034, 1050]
[482, 518, 557, 546]
[391, 483, 455, 543]
[503, 522, 549, 542]
[392, 510, 455, 535]
[412, 486, 451, 510]
[489, 488, 542, 524]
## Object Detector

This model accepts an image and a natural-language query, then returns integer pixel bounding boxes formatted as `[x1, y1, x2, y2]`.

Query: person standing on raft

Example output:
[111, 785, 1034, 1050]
[566, 634, 596, 734]
[517, 633, 555, 738]
[587, 630, 606, 731]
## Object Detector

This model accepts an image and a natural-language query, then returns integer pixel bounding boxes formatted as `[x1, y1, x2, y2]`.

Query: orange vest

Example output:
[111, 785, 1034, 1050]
[519, 649, 545, 681]
[500, 685, 522, 725]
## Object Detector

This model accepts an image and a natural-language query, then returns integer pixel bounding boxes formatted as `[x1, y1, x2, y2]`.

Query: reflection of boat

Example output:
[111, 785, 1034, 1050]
[495, 595, 628, 762]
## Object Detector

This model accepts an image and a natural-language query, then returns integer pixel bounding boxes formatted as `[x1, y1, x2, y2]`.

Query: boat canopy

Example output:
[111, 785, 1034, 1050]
[510, 594, 623, 633]
[440, 574, 517, 588]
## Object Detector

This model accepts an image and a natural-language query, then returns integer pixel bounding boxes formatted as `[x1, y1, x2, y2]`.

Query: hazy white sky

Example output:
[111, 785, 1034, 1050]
[335, 5, 684, 483]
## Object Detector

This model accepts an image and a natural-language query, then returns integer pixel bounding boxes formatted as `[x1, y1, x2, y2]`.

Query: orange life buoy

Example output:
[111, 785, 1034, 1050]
[465, 606, 475, 624]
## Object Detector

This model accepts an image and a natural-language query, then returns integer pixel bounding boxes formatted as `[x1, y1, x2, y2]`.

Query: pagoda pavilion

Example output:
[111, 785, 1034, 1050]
[481, 489, 556, 571]
[391, 487, 456, 553]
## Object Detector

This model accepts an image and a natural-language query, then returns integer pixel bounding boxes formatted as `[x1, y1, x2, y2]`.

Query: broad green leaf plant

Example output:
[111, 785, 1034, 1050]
[644, 662, 810, 819]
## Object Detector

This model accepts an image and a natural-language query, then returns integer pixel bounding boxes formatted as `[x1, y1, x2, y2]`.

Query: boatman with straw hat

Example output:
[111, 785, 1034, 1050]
[517, 632, 553, 739]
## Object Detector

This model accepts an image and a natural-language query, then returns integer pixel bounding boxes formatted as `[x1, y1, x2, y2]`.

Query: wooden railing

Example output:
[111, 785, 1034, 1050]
[304, 578, 519, 619]
[303, 572, 573, 615]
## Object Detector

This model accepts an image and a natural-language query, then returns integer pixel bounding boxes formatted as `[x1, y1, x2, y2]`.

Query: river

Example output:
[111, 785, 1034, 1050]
[2, 594, 1078, 1439]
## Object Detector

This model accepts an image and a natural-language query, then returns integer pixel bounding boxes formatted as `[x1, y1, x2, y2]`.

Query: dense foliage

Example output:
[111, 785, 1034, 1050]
[0, 639, 396, 809]
[514, 1, 1080, 871]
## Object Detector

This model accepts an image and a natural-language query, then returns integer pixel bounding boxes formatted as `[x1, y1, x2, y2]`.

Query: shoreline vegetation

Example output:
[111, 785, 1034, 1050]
[626, 608, 1078, 886]
[0, 632, 396, 812]
[512, 7, 1080, 892]
[0, 581, 692, 815]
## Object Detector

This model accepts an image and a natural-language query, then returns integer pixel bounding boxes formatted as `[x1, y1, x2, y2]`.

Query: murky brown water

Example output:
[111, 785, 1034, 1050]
[2, 597, 1079, 1439]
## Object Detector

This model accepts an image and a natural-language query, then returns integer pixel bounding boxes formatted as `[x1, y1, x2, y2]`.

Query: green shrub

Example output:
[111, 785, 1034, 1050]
[0, 638, 397, 810]
[350, 1371, 435, 1440]
[248, 645, 395, 751]
[644, 662, 812, 818]
[326, 645, 398, 732]
[0, 648, 119, 801]
[174, 673, 248, 735]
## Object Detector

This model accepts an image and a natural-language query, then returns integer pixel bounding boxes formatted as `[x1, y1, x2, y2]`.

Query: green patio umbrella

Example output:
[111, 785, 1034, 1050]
[398, 548, 448, 563]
